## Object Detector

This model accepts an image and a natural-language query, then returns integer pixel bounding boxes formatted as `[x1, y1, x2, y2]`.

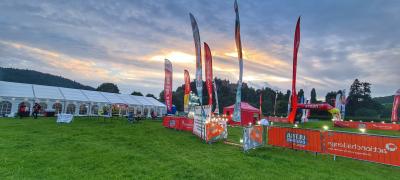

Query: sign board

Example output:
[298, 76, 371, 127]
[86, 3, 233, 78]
[268, 126, 322, 152]
[206, 120, 227, 143]
[193, 105, 211, 140]
[243, 125, 265, 151]
[334, 121, 400, 131]
[267, 126, 400, 166]
[324, 131, 400, 166]
[57, 114, 73, 123]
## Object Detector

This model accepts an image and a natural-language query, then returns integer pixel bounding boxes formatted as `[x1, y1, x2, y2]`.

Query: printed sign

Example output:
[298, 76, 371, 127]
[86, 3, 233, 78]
[268, 126, 322, 152]
[324, 132, 400, 166]
[243, 125, 265, 151]
[193, 105, 211, 140]
[57, 114, 73, 123]
[206, 120, 227, 143]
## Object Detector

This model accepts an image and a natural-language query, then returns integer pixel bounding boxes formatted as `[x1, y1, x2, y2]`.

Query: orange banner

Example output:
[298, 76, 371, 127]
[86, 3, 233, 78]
[268, 126, 322, 152]
[324, 132, 400, 166]
[268, 126, 400, 166]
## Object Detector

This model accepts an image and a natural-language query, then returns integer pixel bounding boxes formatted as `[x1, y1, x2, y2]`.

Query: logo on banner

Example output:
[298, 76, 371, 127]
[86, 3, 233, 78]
[169, 120, 176, 127]
[286, 132, 307, 145]
[386, 143, 397, 152]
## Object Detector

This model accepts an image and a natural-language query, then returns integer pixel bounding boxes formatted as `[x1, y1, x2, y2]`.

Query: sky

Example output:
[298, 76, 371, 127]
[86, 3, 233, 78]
[0, 0, 399, 99]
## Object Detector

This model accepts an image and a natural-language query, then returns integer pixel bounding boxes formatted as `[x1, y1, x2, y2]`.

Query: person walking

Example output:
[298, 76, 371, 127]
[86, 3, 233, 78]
[33, 103, 41, 119]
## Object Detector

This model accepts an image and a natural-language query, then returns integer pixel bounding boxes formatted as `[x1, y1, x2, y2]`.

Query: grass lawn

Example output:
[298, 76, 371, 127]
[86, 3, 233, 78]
[0, 117, 399, 179]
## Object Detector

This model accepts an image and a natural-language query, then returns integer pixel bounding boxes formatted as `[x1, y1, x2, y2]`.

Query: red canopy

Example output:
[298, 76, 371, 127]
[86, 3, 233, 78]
[223, 102, 260, 126]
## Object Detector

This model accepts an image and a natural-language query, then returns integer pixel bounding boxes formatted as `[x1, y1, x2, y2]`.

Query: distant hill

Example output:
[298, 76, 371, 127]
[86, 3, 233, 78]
[0, 67, 95, 90]
[373, 95, 395, 105]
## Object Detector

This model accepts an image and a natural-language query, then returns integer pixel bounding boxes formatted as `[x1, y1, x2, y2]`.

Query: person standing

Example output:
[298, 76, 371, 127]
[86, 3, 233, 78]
[19, 103, 26, 119]
[33, 103, 41, 119]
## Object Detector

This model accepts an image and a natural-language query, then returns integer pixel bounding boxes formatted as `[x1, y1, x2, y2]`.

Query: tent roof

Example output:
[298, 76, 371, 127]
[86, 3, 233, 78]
[0, 81, 166, 108]
[0, 81, 34, 98]
[81, 90, 109, 103]
[100, 92, 126, 104]
[117, 94, 141, 105]
[145, 97, 166, 107]
[32, 84, 64, 100]
[59, 87, 89, 102]
[131, 96, 153, 106]
[223, 102, 259, 112]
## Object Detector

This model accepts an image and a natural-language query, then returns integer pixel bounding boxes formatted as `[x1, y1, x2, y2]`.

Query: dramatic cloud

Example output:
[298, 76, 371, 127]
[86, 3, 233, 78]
[0, 0, 399, 99]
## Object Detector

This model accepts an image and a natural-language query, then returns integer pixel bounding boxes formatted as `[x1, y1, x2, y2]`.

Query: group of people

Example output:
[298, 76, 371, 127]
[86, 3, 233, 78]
[18, 102, 42, 119]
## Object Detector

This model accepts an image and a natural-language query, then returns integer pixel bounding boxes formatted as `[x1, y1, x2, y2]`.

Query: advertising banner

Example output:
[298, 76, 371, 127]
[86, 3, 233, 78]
[184, 70, 191, 113]
[233, 0, 243, 122]
[243, 125, 265, 151]
[391, 89, 400, 122]
[324, 131, 400, 166]
[189, 13, 203, 105]
[334, 121, 400, 131]
[213, 80, 220, 114]
[206, 120, 227, 143]
[193, 105, 211, 140]
[204, 42, 213, 106]
[57, 114, 73, 123]
[164, 59, 173, 113]
[268, 126, 322, 152]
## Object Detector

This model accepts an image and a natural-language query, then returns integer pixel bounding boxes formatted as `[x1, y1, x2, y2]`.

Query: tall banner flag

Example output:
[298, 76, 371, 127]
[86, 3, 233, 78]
[392, 89, 400, 122]
[259, 94, 262, 117]
[213, 80, 220, 114]
[233, 0, 244, 122]
[340, 89, 347, 119]
[189, 13, 203, 105]
[184, 70, 191, 113]
[164, 59, 173, 113]
[204, 43, 213, 106]
[288, 17, 301, 124]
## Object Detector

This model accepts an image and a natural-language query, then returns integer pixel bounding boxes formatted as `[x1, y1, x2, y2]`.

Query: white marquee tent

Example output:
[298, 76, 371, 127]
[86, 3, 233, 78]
[0, 81, 166, 117]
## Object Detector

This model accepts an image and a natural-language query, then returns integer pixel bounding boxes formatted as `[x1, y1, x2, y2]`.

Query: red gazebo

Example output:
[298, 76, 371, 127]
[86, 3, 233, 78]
[223, 102, 260, 126]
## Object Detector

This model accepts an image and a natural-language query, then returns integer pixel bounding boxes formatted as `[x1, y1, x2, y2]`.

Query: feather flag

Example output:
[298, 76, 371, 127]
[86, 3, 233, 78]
[232, 0, 244, 122]
[189, 13, 203, 105]
[204, 42, 213, 106]
[259, 94, 262, 118]
[164, 59, 173, 113]
[288, 16, 301, 124]
[183, 70, 190, 113]
[213, 80, 220, 114]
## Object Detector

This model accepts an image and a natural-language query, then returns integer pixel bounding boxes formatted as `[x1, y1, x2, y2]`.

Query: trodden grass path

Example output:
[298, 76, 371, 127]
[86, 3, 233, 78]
[0, 117, 399, 179]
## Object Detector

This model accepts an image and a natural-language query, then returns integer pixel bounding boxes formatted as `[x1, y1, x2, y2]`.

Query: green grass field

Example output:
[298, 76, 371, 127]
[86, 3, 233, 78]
[0, 117, 399, 179]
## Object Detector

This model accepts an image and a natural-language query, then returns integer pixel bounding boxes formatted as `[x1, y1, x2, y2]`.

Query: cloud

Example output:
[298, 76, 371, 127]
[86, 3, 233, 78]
[0, 0, 399, 98]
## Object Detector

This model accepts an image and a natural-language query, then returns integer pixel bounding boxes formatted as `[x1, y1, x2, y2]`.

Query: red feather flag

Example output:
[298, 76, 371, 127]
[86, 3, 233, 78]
[288, 17, 301, 124]
[204, 42, 213, 106]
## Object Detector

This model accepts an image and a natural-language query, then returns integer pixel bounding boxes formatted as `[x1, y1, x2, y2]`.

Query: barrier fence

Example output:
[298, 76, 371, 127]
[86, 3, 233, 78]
[268, 126, 400, 166]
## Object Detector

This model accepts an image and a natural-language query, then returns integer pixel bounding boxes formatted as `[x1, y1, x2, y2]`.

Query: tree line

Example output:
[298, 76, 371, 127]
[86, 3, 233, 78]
[157, 78, 395, 119]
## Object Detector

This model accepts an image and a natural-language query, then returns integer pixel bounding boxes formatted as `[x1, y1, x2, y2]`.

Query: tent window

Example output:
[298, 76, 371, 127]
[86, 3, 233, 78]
[66, 104, 75, 114]
[79, 104, 88, 115]
[143, 108, 148, 115]
[38, 103, 47, 114]
[52, 103, 62, 114]
[0, 101, 12, 116]
[91, 105, 99, 115]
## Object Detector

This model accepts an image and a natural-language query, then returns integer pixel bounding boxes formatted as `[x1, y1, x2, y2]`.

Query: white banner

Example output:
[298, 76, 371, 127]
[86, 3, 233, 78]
[57, 113, 74, 123]
[193, 105, 211, 140]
